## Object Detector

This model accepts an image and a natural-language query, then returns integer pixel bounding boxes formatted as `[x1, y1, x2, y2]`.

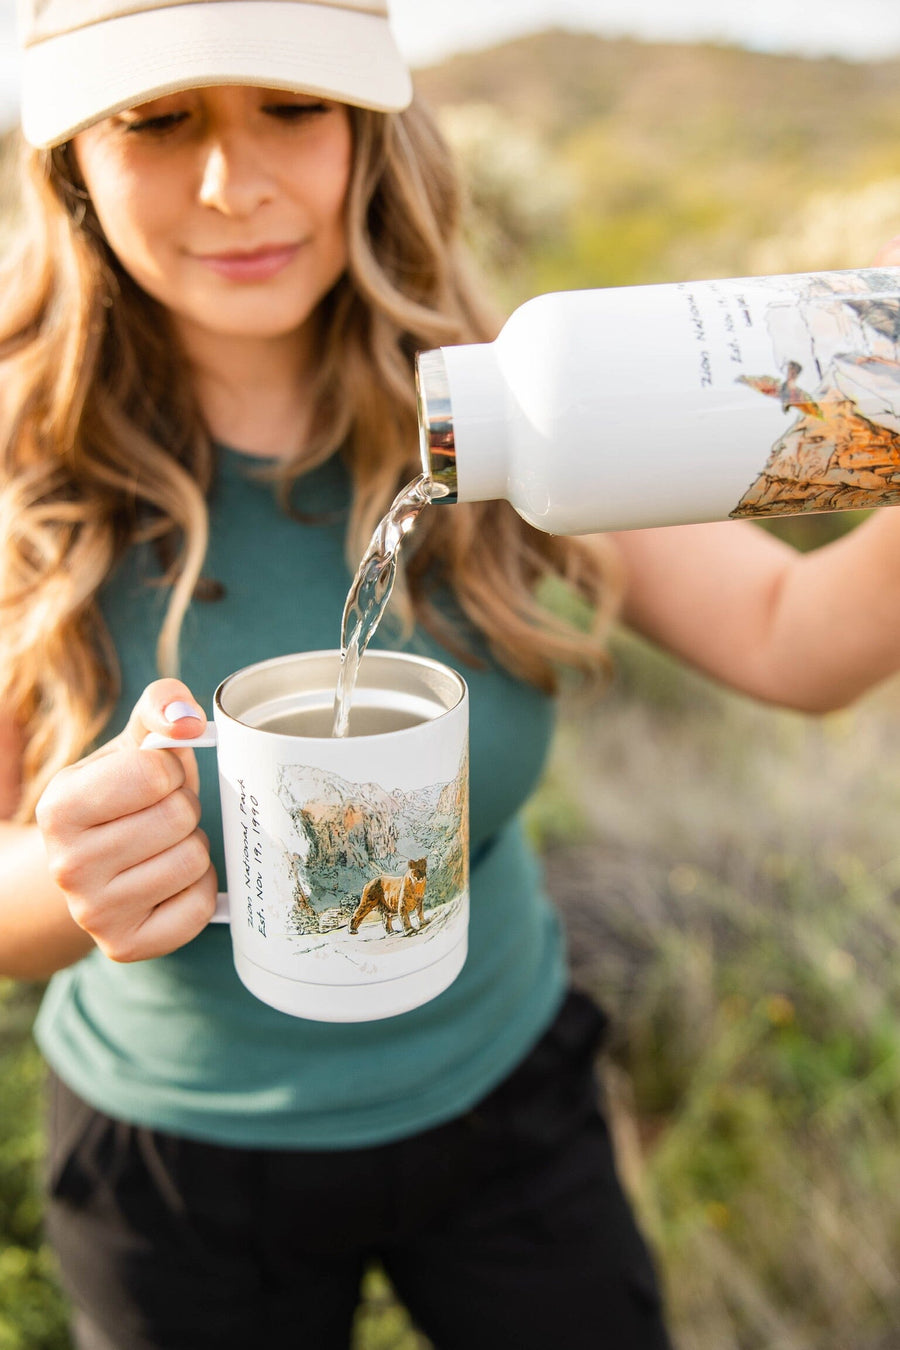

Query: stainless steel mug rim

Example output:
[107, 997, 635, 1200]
[213, 649, 467, 742]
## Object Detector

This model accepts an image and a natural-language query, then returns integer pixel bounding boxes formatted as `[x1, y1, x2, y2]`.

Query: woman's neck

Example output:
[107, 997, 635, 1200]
[175, 320, 319, 460]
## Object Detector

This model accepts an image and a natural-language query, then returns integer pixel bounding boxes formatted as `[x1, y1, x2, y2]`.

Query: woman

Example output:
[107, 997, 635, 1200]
[4, 2, 900, 1347]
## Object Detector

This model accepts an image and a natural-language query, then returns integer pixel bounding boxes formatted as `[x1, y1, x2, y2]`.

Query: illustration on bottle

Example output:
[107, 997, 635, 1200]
[728, 274, 900, 517]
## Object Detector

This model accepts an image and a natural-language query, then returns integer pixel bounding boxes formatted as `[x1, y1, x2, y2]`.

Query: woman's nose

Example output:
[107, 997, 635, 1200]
[197, 138, 275, 216]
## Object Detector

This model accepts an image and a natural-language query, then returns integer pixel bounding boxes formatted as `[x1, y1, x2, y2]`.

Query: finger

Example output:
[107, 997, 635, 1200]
[93, 862, 219, 964]
[37, 745, 188, 837]
[131, 864, 219, 961]
[101, 786, 203, 877]
[70, 827, 213, 942]
[55, 786, 203, 893]
[873, 235, 900, 267]
[103, 826, 213, 920]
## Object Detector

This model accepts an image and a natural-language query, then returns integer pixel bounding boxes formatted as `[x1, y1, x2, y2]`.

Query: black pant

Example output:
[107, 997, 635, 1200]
[44, 989, 673, 1350]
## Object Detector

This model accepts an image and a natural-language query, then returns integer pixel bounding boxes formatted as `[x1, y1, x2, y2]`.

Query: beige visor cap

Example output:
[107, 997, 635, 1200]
[18, 0, 414, 148]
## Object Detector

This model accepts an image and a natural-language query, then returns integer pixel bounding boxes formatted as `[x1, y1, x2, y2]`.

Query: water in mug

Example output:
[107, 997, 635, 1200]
[331, 474, 433, 737]
[255, 704, 425, 738]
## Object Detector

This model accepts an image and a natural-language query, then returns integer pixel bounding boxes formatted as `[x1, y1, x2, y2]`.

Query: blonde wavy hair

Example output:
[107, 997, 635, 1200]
[0, 97, 622, 822]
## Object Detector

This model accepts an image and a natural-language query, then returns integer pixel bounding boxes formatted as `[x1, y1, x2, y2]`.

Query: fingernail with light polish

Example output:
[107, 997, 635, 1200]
[164, 701, 204, 724]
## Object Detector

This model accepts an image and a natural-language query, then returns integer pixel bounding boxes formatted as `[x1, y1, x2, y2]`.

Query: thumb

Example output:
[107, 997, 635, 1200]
[121, 678, 209, 749]
[108, 679, 209, 795]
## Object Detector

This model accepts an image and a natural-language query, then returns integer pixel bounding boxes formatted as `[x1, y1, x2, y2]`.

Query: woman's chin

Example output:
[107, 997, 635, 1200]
[174, 301, 320, 345]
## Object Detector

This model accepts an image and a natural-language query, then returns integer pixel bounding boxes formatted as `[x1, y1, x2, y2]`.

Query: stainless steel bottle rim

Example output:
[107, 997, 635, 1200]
[416, 348, 458, 503]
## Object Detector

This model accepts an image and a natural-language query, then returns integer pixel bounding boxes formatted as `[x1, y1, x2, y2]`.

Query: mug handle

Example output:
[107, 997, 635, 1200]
[140, 726, 230, 924]
[141, 729, 218, 750]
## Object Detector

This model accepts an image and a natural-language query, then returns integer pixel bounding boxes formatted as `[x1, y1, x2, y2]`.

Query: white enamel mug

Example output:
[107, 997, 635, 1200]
[144, 651, 469, 1022]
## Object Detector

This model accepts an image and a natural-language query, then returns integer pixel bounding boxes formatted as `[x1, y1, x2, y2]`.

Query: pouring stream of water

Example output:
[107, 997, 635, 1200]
[332, 475, 433, 737]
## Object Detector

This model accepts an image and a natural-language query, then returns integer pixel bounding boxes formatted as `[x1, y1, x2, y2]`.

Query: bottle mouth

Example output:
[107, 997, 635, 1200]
[415, 348, 458, 503]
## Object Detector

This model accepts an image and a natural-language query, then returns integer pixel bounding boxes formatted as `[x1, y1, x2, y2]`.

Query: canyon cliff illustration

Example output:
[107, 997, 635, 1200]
[730, 272, 900, 518]
[273, 747, 468, 957]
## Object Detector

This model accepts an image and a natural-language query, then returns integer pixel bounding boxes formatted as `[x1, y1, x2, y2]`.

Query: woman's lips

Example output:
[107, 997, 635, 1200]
[194, 243, 300, 282]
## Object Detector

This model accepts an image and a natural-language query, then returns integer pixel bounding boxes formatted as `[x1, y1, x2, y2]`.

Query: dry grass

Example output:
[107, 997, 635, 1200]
[534, 631, 900, 1349]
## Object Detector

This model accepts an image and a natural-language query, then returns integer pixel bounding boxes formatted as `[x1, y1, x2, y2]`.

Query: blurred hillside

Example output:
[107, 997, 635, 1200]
[415, 30, 900, 303]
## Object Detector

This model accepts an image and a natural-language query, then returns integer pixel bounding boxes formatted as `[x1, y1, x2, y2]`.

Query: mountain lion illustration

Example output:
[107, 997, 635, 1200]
[349, 857, 428, 936]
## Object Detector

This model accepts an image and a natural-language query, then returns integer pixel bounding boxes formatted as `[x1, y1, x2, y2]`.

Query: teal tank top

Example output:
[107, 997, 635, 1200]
[34, 449, 568, 1148]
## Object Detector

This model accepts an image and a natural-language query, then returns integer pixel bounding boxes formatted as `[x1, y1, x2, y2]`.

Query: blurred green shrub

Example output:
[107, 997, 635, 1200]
[0, 981, 70, 1350]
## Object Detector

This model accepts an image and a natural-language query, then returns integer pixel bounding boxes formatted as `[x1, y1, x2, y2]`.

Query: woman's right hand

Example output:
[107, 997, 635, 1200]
[34, 680, 218, 962]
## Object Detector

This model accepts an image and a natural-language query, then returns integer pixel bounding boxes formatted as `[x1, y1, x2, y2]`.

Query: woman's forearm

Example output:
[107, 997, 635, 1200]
[0, 820, 94, 979]
[760, 505, 900, 712]
[613, 508, 900, 713]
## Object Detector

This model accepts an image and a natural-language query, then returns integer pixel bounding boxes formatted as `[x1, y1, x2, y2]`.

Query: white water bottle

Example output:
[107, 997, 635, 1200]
[416, 268, 900, 534]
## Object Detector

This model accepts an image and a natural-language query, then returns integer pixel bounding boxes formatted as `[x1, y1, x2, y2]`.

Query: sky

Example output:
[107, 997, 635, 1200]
[3, 0, 900, 126]
[390, 0, 900, 65]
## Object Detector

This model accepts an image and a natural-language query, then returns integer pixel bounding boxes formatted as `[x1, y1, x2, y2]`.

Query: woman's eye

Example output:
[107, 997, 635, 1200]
[123, 111, 190, 135]
[264, 102, 330, 121]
